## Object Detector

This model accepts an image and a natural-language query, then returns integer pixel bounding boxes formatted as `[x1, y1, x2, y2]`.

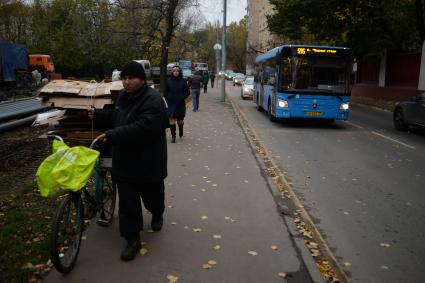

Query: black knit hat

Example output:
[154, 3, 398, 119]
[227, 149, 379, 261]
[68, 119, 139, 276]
[120, 61, 146, 80]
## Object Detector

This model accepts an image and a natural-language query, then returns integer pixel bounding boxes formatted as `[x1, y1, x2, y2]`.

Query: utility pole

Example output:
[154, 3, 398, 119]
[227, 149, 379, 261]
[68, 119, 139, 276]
[220, 0, 227, 102]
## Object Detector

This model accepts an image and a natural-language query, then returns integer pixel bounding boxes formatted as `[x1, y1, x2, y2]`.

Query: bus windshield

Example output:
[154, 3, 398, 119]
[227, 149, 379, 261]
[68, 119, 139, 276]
[279, 56, 350, 95]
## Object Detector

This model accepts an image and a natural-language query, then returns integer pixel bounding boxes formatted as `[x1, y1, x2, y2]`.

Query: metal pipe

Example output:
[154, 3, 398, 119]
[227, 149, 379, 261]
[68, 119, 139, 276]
[0, 114, 37, 133]
[220, 0, 227, 102]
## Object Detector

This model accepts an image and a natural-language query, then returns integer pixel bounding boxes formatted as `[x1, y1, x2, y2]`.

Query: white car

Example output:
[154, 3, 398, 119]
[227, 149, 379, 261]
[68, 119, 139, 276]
[241, 76, 254, 99]
[233, 73, 245, 86]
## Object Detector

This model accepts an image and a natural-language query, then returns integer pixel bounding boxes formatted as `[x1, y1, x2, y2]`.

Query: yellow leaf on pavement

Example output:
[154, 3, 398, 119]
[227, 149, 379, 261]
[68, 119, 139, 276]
[213, 234, 222, 239]
[380, 243, 391, 248]
[208, 260, 217, 265]
[139, 248, 148, 256]
[213, 245, 221, 250]
[271, 245, 278, 250]
[248, 251, 258, 256]
[202, 263, 212, 269]
[277, 272, 287, 278]
[167, 275, 179, 283]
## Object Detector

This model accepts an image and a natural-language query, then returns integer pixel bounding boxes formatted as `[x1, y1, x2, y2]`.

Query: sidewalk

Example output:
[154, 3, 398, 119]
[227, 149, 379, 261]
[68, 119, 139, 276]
[45, 83, 322, 283]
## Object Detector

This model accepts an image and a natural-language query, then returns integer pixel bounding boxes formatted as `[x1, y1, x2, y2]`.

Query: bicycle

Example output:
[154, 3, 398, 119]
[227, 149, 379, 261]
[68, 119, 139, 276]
[47, 135, 117, 274]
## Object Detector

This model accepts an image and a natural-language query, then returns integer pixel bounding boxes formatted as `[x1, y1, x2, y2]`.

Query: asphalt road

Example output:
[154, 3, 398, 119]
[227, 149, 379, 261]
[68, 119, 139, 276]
[227, 82, 425, 283]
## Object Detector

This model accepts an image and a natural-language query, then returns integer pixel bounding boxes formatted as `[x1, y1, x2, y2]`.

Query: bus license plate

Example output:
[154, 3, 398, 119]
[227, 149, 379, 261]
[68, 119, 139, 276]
[306, 111, 323, 117]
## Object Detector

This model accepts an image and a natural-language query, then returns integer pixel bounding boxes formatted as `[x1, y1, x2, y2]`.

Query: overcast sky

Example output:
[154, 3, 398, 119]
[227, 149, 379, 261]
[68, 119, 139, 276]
[198, 0, 247, 25]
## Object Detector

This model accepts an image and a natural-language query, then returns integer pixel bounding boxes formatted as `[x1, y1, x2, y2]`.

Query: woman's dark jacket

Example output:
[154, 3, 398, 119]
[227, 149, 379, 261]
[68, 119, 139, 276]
[94, 84, 168, 183]
[164, 75, 189, 119]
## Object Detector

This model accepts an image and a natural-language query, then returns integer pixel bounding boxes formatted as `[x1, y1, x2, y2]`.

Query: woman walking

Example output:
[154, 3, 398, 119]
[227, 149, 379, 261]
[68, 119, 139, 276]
[164, 66, 190, 143]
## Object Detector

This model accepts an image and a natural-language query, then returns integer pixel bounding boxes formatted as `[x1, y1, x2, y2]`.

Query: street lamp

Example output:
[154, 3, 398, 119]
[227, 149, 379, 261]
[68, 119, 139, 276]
[213, 43, 222, 75]
[220, 0, 227, 103]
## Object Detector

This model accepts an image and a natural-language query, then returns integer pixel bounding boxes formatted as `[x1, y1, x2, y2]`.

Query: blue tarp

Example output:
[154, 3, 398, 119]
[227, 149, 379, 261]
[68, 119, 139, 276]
[0, 41, 28, 82]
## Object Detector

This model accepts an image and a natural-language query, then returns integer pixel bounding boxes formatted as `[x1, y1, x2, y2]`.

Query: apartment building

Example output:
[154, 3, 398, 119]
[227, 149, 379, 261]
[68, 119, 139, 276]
[246, 0, 280, 74]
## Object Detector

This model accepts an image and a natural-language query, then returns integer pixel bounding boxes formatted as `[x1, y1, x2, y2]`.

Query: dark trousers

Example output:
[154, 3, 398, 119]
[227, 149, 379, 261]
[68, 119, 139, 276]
[211, 80, 214, 88]
[117, 180, 165, 240]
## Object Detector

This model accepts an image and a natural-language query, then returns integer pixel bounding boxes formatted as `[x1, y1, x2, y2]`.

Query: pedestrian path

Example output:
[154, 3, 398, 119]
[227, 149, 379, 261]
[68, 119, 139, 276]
[45, 82, 319, 283]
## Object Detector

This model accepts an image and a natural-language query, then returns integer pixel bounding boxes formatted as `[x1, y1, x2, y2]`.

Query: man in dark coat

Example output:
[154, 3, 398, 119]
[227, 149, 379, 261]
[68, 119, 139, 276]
[164, 65, 189, 143]
[91, 61, 168, 261]
[210, 71, 216, 88]
[188, 71, 203, 111]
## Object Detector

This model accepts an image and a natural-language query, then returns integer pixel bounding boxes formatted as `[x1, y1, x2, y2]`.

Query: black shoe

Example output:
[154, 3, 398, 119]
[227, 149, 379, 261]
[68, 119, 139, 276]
[171, 136, 176, 143]
[120, 240, 141, 261]
[178, 125, 184, 138]
[151, 214, 163, 231]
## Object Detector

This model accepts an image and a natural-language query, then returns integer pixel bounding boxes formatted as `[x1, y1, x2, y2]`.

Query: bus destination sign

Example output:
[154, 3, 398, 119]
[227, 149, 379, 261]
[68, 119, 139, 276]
[296, 47, 338, 55]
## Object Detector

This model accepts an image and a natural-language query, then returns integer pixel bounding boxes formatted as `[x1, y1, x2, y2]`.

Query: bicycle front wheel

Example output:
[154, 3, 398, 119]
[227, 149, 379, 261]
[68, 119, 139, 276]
[50, 193, 84, 274]
[97, 169, 117, 226]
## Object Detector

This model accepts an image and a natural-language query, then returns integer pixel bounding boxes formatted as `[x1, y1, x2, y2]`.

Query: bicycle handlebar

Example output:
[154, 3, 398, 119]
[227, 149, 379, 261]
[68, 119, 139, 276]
[47, 134, 100, 150]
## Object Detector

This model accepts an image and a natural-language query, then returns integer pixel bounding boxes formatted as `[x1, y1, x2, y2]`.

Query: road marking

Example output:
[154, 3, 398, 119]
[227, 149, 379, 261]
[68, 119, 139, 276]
[371, 131, 416, 150]
[344, 120, 364, 129]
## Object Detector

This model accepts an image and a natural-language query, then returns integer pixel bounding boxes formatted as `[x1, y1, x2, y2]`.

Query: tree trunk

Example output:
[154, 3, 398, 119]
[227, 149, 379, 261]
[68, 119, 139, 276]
[159, 0, 179, 93]
[416, 0, 425, 44]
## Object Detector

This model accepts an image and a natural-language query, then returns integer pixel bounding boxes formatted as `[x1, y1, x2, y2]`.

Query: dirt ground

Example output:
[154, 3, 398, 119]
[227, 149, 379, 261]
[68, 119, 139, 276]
[0, 126, 58, 282]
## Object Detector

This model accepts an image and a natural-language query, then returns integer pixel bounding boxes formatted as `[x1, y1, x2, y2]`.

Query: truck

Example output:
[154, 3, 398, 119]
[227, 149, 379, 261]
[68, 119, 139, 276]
[0, 41, 56, 86]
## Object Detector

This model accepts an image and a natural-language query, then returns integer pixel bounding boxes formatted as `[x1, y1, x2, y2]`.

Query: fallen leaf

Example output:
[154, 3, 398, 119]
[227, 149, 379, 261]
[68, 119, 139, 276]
[381, 265, 389, 270]
[213, 245, 221, 250]
[167, 274, 179, 283]
[344, 262, 352, 267]
[193, 228, 202, 232]
[225, 216, 230, 220]
[277, 272, 287, 278]
[139, 248, 148, 256]
[81, 236, 87, 240]
[213, 234, 222, 239]
[171, 222, 177, 225]
[248, 251, 258, 256]
[202, 263, 212, 269]
[147, 229, 154, 233]
[208, 260, 217, 265]
[380, 243, 391, 248]
[271, 245, 278, 250]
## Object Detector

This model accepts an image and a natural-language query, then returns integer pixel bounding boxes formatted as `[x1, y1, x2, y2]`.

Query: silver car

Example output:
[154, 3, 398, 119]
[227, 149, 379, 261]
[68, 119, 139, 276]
[241, 76, 254, 99]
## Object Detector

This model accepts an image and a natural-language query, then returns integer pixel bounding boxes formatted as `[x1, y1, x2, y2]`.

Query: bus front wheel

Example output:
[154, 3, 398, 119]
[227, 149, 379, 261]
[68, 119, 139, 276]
[268, 103, 276, 122]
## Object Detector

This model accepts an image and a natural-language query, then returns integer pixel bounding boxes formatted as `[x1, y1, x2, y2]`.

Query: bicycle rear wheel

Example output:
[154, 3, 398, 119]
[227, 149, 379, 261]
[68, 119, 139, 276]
[97, 169, 117, 226]
[50, 193, 84, 274]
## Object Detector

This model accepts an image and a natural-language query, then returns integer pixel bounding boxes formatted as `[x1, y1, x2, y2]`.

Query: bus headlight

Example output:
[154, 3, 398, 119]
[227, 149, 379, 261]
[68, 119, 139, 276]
[278, 99, 288, 108]
[340, 103, 349, 110]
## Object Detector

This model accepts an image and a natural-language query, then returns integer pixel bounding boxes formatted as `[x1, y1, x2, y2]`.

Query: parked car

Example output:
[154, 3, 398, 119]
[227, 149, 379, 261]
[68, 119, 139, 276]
[393, 93, 425, 131]
[241, 76, 254, 99]
[133, 60, 151, 79]
[233, 73, 245, 86]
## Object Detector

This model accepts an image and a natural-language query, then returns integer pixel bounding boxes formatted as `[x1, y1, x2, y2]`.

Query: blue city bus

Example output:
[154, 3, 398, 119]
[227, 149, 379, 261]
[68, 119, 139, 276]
[254, 45, 353, 123]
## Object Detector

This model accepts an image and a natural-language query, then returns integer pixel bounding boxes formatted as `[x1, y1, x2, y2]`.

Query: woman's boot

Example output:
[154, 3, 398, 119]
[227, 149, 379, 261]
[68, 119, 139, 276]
[170, 124, 176, 143]
[178, 124, 184, 138]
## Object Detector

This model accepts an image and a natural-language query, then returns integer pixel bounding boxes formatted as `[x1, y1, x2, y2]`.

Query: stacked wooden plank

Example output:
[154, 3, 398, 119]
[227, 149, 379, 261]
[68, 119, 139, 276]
[37, 79, 123, 110]
[35, 79, 123, 147]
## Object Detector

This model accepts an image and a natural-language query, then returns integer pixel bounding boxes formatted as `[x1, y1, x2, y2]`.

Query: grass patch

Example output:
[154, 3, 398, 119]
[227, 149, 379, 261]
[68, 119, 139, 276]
[0, 180, 58, 282]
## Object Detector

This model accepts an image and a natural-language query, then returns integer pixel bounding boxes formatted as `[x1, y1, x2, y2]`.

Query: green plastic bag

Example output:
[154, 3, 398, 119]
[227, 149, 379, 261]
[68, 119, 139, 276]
[36, 140, 100, 197]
